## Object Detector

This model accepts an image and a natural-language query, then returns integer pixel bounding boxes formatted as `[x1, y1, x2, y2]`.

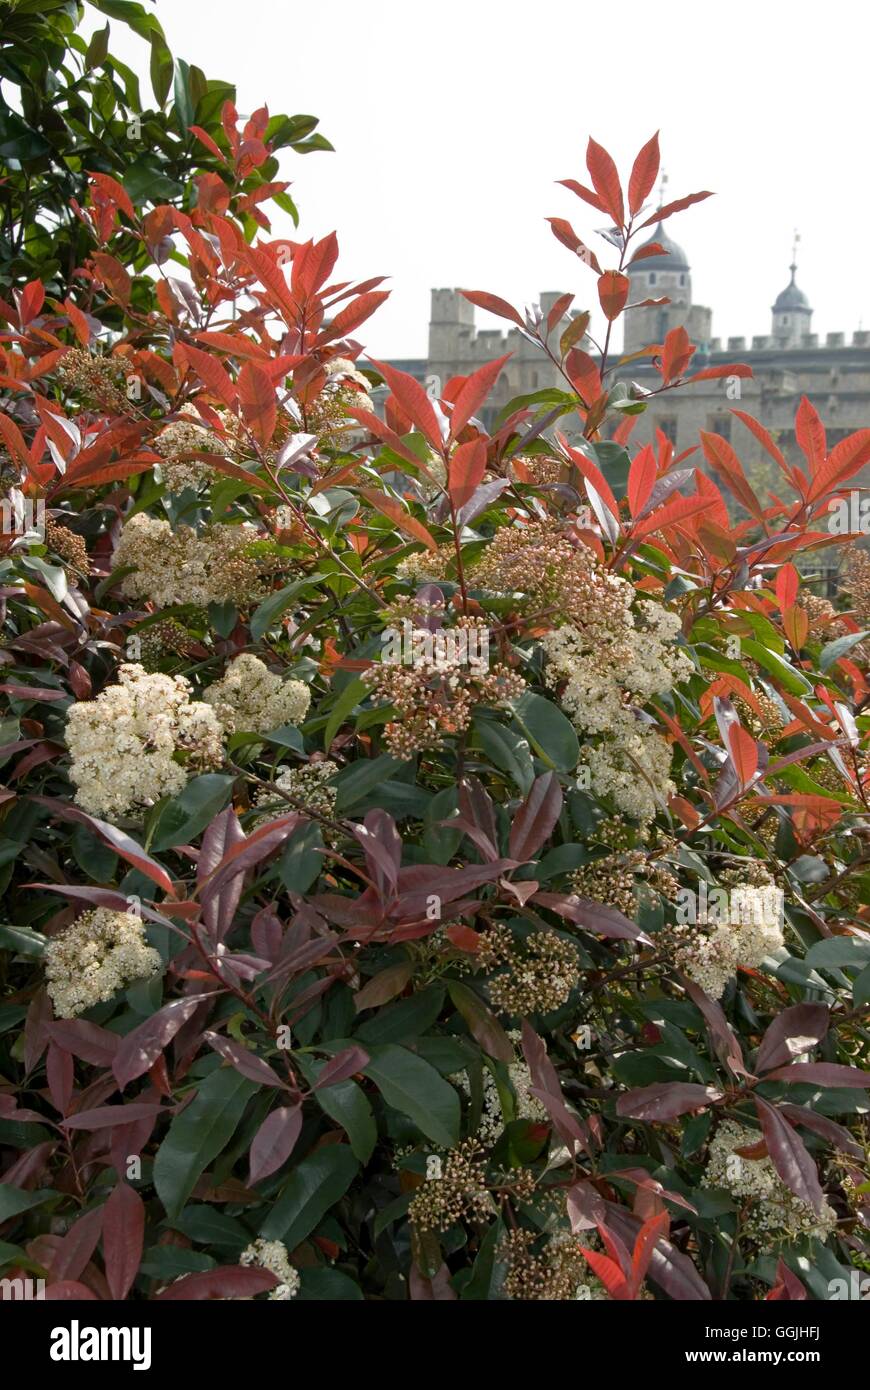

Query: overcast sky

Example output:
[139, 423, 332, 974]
[103, 0, 870, 360]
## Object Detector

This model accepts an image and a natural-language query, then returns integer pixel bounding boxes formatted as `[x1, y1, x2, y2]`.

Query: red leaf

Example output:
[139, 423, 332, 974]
[660, 325, 694, 384]
[795, 395, 826, 475]
[581, 1245, 631, 1299]
[359, 487, 438, 550]
[189, 124, 224, 160]
[63, 1102, 165, 1130]
[88, 172, 136, 222]
[508, 771, 563, 863]
[51, 1205, 103, 1282]
[447, 438, 487, 511]
[30, 797, 173, 894]
[628, 132, 660, 216]
[238, 361, 277, 445]
[368, 358, 443, 449]
[313, 1045, 370, 1089]
[754, 1097, 824, 1211]
[320, 290, 390, 343]
[628, 445, 657, 517]
[586, 137, 624, 226]
[342, 404, 435, 476]
[763, 1063, 870, 1088]
[18, 279, 45, 325]
[113, 997, 206, 1089]
[90, 252, 131, 306]
[598, 270, 630, 321]
[558, 178, 610, 216]
[807, 427, 870, 502]
[639, 190, 713, 228]
[631, 1210, 670, 1294]
[776, 563, 799, 611]
[560, 437, 619, 517]
[179, 342, 238, 409]
[103, 1183, 144, 1300]
[685, 363, 752, 384]
[63, 298, 92, 347]
[699, 430, 764, 521]
[616, 1083, 722, 1122]
[249, 1104, 303, 1184]
[154, 1266, 279, 1300]
[459, 289, 524, 327]
[203, 1032, 285, 1088]
[546, 219, 602, 271]
[728, 723, 758, 787]
[448, 354, 511, 439]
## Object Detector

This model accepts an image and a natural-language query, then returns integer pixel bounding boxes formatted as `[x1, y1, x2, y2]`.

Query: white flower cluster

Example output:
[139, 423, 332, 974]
[45, 908, 162, 1018]
[112, 513, 260, 608]
[703, 1120, 838, 1243]
[65, 664, 224, 820]
[541, 599, 692, 821]
[453, 1048, 547, 1146]
[154, 417, 227, 492]
[254, 760, 337, 827]
[203, 653, 310, 734]
[673, 884, 785, 998]
[239, 1238, 300, 1300]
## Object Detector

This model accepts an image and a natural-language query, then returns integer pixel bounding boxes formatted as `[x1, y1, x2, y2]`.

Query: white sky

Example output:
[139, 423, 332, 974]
[102, 0, 870, 360]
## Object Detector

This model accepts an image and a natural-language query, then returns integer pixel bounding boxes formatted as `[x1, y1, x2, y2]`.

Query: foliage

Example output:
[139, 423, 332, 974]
[0, 123, 868, 1304]
[0, 0, 330, 296]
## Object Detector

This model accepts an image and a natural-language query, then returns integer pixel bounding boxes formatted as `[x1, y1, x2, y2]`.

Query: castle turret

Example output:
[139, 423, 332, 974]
[771, 242, 812, 349]
[623, 224, 710, 354]
[428, 288, 475, 368]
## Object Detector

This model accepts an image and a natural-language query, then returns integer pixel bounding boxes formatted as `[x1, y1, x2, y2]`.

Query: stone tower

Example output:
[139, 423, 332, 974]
[623, 224, 712, 355]
[770, 245, 812, 348]
[428, 289, 475, 372]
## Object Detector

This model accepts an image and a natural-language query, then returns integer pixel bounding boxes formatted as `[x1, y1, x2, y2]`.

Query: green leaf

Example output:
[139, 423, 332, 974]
[260, 1144, 358, 1244]
[740, 639, 813, 695]
[363, 1044, 460, 1147]
[333, 754, 402, 812]
[0, 1184, 58, 1222]
[472, 715, 535, 793]
[297, 1057, 376, 1164]
[149, 774, 235, 851]
[819, 630, 870, 673]
[0, 924, 46, 957]
[298, 1267, 363, 1300]
[510, 691, 580, 772]
[323, 677, 368, 753]
[355, 987, 445, 1046]
[277, 820, 324, 894]
[805, 938, 870, 969]
[250, 574, 325, 643]
[171, 1205, 248, 1250]
[854, 964, 870, 1009]
[149, 31, 174, 106]
[154, 1070, 257, 1220]
[447, 981, 513, 1063]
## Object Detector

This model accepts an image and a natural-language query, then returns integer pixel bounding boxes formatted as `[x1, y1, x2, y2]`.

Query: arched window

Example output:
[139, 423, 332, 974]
[649, 272, 656, 286]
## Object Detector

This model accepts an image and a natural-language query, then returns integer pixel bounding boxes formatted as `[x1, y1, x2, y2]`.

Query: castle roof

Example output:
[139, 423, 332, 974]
[631, 222, 689, 273]
[772, 265, 811, 313]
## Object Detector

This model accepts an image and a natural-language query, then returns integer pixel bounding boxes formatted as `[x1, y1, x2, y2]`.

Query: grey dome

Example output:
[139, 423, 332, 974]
[631, 223, 689, 273]
[773, 268, 811, 313]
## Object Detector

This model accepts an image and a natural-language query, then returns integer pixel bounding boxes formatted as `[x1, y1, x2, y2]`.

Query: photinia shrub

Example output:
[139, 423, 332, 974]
[0, 124, 868, 1303]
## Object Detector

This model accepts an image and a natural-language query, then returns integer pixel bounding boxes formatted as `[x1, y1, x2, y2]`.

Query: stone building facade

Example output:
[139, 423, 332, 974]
[388, 231, 870, 481]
